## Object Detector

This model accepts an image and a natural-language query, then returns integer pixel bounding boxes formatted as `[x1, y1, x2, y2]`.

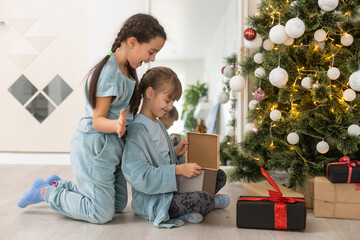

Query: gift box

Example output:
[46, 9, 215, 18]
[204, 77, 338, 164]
[244, 182, 304, 199]
[176, 132, 219, 195]
[296, 176, 314, 209]
[324, 156, 360, 183]
[237, 168, 306, 230]
[313, 177, 360, 220]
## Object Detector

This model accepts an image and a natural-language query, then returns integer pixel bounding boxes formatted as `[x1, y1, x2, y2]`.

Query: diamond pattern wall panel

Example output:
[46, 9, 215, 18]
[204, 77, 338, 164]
[8, 74, 38, 105]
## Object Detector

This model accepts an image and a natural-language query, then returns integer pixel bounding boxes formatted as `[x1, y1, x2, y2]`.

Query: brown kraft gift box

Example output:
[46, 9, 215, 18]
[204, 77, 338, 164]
[176, 132, 219, 195]
[244, 182, 305, 199]
[296, 176, 314, 209]
[313, 177, 360, 220]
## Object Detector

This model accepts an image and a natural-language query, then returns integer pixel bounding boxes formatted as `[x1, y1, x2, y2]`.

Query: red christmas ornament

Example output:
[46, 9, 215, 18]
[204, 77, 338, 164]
[254, 87, 265, 100]
[244, 28, 257, 41]
[221, 66, 226, 74]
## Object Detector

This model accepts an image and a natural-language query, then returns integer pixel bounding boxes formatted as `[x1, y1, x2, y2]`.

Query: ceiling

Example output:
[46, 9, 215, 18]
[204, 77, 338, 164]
[150, 0, 234, 60]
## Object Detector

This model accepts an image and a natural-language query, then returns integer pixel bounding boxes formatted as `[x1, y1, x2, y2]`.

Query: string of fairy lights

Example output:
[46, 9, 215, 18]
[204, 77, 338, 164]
[220, 0, 360, 162]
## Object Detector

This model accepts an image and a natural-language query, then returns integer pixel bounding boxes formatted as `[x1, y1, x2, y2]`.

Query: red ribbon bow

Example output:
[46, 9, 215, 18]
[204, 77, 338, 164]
[326, 156, 360, 183]
[238, 167, 306, 230]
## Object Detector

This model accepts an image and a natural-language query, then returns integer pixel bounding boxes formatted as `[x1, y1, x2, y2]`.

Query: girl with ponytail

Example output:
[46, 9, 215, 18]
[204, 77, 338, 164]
[18, 13, 166, 224]
[122, 67, 229, 228]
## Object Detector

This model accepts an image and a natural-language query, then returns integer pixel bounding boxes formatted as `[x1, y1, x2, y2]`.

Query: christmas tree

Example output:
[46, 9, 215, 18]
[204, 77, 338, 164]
[227, 0, 360, 188]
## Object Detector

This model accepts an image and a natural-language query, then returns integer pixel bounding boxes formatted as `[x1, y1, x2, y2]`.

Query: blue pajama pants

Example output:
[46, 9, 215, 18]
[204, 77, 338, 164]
[44, 130, 127, 224]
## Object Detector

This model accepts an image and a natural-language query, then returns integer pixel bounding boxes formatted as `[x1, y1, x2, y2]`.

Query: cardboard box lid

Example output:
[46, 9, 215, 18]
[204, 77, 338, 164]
[185, 132, 219, 170]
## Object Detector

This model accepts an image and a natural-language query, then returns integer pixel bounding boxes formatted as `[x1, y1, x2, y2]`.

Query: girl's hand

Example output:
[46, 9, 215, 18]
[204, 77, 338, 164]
[175, 163, 202, 178]
[174, 139, 188, 157]
[117, 109, 126, 138]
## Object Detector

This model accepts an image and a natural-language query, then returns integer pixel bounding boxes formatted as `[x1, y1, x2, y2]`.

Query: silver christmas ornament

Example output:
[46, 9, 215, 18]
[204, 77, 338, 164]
[314, 29, 327, 42]
[341, 33, 354, 46]
[269, 24, 288, 44]
[270, 109, 282, 121]
[223, 65, 235, 78]
[349, 70, 360, 91]
[269, 67, 288, 88]
[230, 75, 246, 92]
[327, 67, 340, 80]
[285, 17, 305, 38]
[263, 39, 274, 51]
[254, 53, 264, 64]
[255, 67, 266, 78]
[343, 89, 356, 102]
[348, 124, 360, 136]
[218, 91, 230, 104]
[249, 100, 258, 110]
[301, 77, 312, 89]
[318, 0, 339, 12]
[287, 132, 300, 145]
[316, 141, 329, 154]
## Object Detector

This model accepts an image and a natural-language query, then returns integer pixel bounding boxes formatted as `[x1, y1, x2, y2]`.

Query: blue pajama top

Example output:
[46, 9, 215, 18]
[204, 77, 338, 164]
[122, 114, 185, 228]
[78, 54, 136, 133]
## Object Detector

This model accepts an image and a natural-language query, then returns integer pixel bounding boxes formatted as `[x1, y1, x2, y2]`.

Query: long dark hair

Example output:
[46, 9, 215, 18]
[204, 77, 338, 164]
[87, 13, 166, 113]
[134, 67, 182, 113]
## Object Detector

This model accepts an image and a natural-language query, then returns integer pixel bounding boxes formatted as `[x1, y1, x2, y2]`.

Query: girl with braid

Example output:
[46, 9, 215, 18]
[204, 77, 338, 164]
[17, 14, 166, 224]
[122, 67, 229, 228]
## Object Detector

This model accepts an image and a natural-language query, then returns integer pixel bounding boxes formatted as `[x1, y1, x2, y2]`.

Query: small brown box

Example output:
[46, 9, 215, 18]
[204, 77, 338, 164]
[176, 132, 220, 195]
[185, 132, 220, 170]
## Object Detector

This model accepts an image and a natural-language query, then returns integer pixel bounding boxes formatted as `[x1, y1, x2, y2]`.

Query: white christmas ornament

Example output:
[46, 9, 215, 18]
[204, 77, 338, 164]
[283, 36, 294, 46]
[343, 89, 356, 101]
[255, 67, 266, 78]
[230, 75, 246, 92]
[263, 39, 274, 51]
[285, 17, 305, 38]
[249, 100, 258, 110]
[287, 132, 300, 145]
[301, 77, 312, 89]
[269, 67, 288, 88]
[318, 0, 339, 12]
[218, 91, 230, 104]
[245, 123, 255, 132]
[314, 29, 327, 42]
[269, 24, 288, 44]
[348, 124, 360, 136]
[254, 53, 264, 64]
[270, 109, 282, 121]
[316, 141, 329, 154]
[244, 34, 263, 50]
[341, 33, 354, 46]
[223, 65, 235, 78]
[327, 67, 340, 80]
[349, 70, 360, 91]
[291, 1, 298, 7]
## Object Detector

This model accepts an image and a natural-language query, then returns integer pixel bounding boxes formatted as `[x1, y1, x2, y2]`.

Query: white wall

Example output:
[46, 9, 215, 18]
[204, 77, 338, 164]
[203, 0, 239, 140]
[89, 0, 147, 65]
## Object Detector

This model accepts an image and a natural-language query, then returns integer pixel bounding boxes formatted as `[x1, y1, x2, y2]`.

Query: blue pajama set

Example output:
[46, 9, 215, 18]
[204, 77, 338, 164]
[44, 55, 136, 224]
[122, 114, 227, 228]
[122, 114, 186, 228]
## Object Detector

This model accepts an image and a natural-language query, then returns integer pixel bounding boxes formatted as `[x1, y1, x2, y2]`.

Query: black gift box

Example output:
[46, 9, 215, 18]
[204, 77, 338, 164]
[324, 161, 360, 183]
[236, 196, 306, 230]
